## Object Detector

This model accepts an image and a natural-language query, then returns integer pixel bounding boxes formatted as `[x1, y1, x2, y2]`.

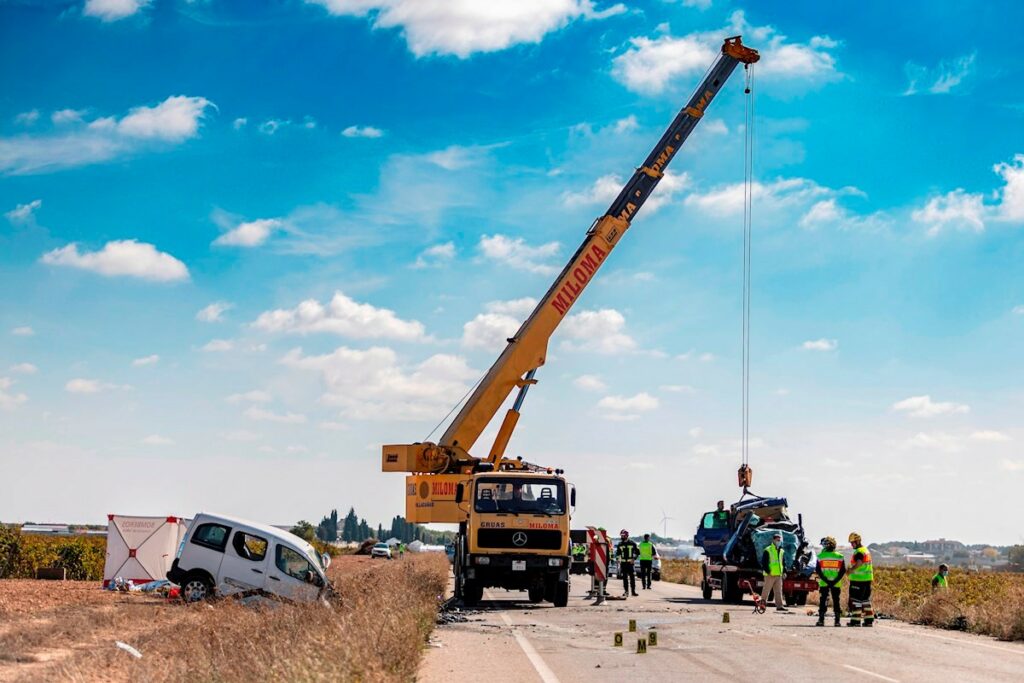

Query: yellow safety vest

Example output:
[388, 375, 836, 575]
[848, 546, 873, 582]
[765, 543, 783, 576]
[817, 551, 843, 587]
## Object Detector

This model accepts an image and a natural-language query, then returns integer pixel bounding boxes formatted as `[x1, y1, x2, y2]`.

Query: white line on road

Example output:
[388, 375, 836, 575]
[882, 626, 1024, 656]
[843, 664, 900, 682]
[492, 599, 561, 683]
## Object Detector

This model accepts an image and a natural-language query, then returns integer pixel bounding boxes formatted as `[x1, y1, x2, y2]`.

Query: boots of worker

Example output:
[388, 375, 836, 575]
[834, 616, 842, 627]
[815, 617, 825, 627]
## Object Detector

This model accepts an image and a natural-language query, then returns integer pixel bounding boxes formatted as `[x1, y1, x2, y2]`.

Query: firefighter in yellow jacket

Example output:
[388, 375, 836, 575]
[847, 532, 874, 627]
[815, 536, 845, 627]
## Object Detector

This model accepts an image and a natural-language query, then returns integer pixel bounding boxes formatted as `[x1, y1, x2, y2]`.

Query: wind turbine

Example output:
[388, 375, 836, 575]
[659, 509, 674, 540]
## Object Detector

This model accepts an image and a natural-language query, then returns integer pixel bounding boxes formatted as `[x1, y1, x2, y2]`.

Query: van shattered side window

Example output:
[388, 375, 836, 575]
[276, 545, 316, 583]
[232, 531, 268, 562]
[191, 523, 231, 552]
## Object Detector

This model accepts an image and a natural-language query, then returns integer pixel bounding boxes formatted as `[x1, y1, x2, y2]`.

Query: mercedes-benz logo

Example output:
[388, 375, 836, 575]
[512, 532, 528, 547]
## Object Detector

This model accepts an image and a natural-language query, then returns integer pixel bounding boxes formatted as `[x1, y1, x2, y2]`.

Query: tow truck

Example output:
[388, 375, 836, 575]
[382, 36, 760, 607]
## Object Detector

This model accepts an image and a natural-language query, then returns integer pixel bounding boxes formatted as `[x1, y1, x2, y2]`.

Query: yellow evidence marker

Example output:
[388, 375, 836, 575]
[722, 612, 730, 623]
[614, 632, 623, 647]
[648, 630, 658, 647]
[637, 638, 647, 654]
[628, 619, 637, 632]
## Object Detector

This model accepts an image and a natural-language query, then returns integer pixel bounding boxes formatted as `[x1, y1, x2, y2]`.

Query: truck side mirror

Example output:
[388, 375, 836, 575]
[455, 483, 464, 504]
[570, 487, 576, 507]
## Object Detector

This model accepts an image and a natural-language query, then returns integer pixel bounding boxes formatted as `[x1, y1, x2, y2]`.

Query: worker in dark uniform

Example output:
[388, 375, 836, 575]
[815, 536, 846, 627]
[714, 500, 730, 528]
[638, 533, 658, 590]
[615, 529, 640, 597]
[847, 532, 874, 627]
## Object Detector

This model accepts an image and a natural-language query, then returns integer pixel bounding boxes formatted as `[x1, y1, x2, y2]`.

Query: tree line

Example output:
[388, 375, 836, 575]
[290, 508, 455, 546]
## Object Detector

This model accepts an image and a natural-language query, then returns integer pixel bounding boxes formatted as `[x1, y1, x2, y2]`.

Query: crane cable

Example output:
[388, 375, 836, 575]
[740, 64, 756, 486]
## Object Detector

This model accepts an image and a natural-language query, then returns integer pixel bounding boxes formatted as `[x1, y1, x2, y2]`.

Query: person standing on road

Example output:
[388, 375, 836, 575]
[760, 532, 787, 611]
[615, 529, 640, 597]
[638, 533, 658, 590]
[847, 532, 874, 627]
[815, 536, 846, 627]
[932, 564, 949, 592]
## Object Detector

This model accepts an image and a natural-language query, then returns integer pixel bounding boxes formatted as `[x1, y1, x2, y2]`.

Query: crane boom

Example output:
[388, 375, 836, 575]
[383, 37, 759, 518]
[442, 37, 759, 455]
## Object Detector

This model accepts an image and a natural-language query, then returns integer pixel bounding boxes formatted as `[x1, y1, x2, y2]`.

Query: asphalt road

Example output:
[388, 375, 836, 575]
[419, 576, 1024, 682]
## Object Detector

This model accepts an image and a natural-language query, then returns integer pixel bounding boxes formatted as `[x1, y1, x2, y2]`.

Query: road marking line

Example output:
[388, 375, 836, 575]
[843, 664, 899, 682]
[884, 627, 1024, 656]
[497, 613, 561, 683]
[732, 630, 754, 637]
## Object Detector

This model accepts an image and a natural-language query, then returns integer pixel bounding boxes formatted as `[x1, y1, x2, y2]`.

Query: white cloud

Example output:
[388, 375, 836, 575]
[201, 339, 234, 352]
[213, 218, 282, 247]
[11, 326, 34, 337]
[258, 119, 289, 135]
[478, 234, 560, 275]
[424, 145, 487, 170]
[970, 430, 1010, 442]
[319, 421, 348, 431]
[461, 298, 537, 350]
[902, 432, 963, 453]
[233, 117, 248, 130]
[612, 115, 639, 133]
[65, 378, 128, 394]
[0, 377, 28, 410]
[308, 0, 626, 58]
[5, 199, 42, 222]
[574, 374, 607, 391]
[686, 177, 839, 217]
[1001, 459, 1024, 472]
[892, 395, 970, 419]
[51, 109, 86, 125]
[226, 390, 273, 404]
[0, 96, 214, 175]
[222, 429, 261, 442]
[282, 346, 478, 420]
[597, 392, 659, 419]
[702, 118, 728, 135]
[84, 0, 150, 21]
[677, 349, 714, 362]
[903, 53, 975, 96]
[245, 406, 308, 424]
[1013, 305, 1024, 315]
[910, 154, 1024, 235]
[799, 198, 840, 229]
[612, 11, 839, 95]
[688, 427, 703, 438]
[41, 240, 189, 282]
[9, 363, 38, 374]
[560, 309, 636, 354]
[801, 338, 837, 351]
[141, 434, 174, 446]
[254, 291, 427, 341]
[197, 301, 233, 322]
[15, 110, 39, 126]
[660, 384, 695, 393]
[414, 242, 455, 268]
[342, 125, 385, 138]
[131, 354, 159, 367]
[911, 189, 986, 237]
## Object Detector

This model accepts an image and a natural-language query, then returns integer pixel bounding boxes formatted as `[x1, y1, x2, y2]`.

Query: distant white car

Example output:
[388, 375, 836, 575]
[371, 542, 393, 560]
[168, 512, 333, 603]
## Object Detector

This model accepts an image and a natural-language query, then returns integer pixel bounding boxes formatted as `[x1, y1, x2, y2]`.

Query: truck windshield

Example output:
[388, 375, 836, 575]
[474, 477, 566, 514]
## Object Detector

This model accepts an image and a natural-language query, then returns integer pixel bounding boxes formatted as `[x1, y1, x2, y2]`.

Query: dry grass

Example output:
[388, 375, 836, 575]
[660, 558, 703, 586]
[0, 553, 449, 682]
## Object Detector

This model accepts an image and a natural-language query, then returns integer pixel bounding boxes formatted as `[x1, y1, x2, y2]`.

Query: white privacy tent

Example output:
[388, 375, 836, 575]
[103, 515, 190, 587]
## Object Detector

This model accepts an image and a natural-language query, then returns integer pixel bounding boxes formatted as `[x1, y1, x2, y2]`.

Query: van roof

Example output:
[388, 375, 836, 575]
[190, 512, 316, 554]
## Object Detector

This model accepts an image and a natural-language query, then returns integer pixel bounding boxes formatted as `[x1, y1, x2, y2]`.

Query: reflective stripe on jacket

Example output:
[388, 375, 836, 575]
[816, 550, 844, 587]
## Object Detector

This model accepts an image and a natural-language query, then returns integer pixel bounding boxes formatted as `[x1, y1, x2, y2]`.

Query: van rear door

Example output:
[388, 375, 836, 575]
[219, 529, 271, 596]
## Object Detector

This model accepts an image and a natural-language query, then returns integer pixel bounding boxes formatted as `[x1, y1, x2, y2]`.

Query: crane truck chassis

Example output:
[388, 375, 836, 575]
[381, 36, 760, 608]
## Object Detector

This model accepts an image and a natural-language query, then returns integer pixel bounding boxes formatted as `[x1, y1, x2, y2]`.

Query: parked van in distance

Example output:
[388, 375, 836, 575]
[167, 513, 334, 603]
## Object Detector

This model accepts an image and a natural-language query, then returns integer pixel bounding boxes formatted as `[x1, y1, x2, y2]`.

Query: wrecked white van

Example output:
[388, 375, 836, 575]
[167, 513, 333, 603]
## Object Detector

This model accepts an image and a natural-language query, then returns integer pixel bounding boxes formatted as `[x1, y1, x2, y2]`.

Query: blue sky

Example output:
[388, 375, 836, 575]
[1, 0, 1022, 544]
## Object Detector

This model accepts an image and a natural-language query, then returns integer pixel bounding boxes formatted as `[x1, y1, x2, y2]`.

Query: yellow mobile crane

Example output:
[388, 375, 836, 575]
[383, 37, 759, 606]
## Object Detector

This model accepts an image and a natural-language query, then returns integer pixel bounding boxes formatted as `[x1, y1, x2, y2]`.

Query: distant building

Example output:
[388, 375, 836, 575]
[21, 524, 71, 535]
[905, 553, 937, 565]
[921, 538, 965, 554]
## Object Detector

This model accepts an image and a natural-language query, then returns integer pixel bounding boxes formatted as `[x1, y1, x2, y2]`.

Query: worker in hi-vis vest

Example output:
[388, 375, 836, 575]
[759, 532, 787, 611]
[638, 533, 658, 590]
[847, 532, 874, 627]
[931, 564, 949, 592]
[615, 529, 640, 597]
[814, 536, 846, 627]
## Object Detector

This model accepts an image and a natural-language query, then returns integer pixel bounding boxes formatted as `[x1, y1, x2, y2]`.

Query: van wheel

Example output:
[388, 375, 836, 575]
[181, 574, 213, 603]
